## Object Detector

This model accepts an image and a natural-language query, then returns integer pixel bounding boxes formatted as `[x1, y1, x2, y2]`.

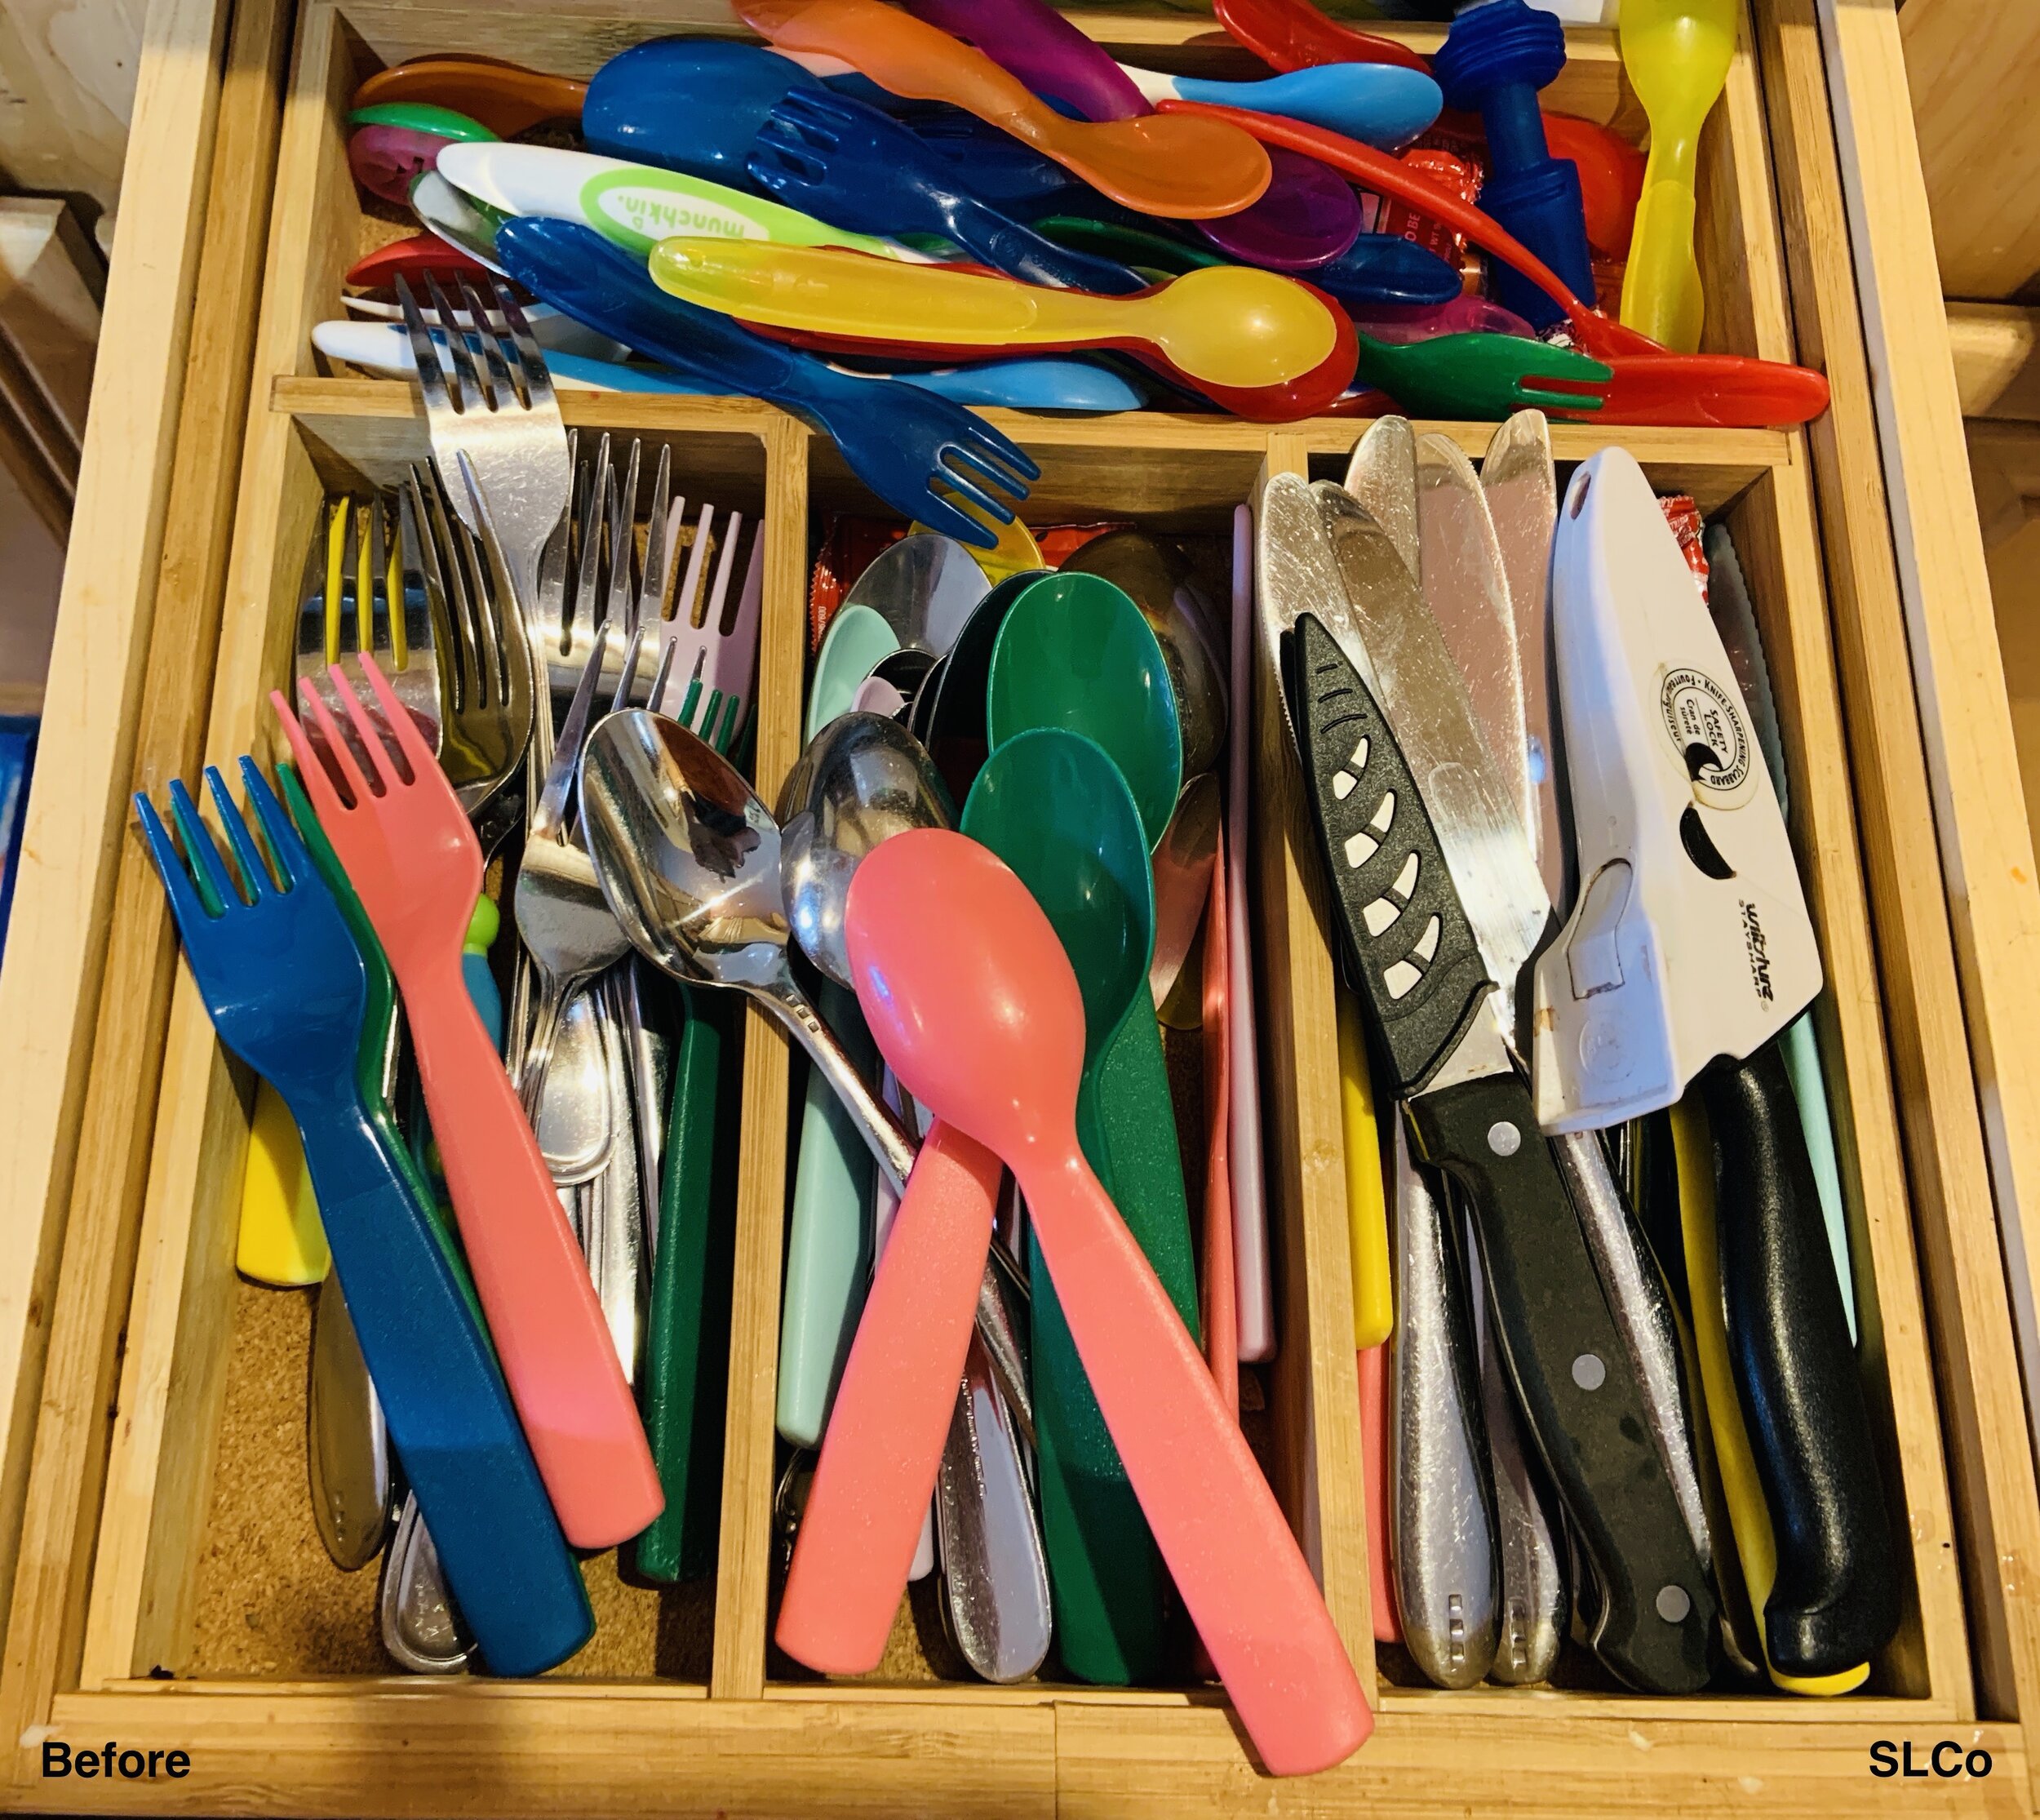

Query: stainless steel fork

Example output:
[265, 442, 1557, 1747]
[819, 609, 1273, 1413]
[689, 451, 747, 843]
[397, 273, 573, 629]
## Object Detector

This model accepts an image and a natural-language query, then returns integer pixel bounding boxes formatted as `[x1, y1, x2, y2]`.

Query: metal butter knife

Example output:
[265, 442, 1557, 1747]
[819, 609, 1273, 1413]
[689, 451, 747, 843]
[1266, 473, 1717, 1694]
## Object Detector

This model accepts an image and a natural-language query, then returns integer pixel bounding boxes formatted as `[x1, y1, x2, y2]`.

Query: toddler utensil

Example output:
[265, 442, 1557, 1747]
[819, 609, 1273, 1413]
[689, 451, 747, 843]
[273, 659, 662, 1550]
[1618, 0, 1736, 351]
[1212, 0, 1430, 74]
[1196, 146, 1361, 272]
[500, 220, 1036, 548]
[734, 0, 1271, 220]
[647, 237, 1356, 420]
[747, 87, 1145, 292]
[353, 53, 586, 135]
[584, 36, 825, 190]
[1159, 100, 1832, 427]
[1120, 59, 1440, 146]
[1353, 328, 1609, 419]
[841, 828, 1372, 1776]
[437, 140, 904, 263]
[138, 761, 593, 1676]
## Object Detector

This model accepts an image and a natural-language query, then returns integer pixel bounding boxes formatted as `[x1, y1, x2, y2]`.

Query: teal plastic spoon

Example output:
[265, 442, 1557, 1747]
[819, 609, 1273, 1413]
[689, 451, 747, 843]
[963, 726, 1198, 1685]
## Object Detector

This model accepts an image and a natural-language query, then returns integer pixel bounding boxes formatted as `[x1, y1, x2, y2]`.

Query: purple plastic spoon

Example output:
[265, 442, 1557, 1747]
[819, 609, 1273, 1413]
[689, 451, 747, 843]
[907, 0, 1359, 269]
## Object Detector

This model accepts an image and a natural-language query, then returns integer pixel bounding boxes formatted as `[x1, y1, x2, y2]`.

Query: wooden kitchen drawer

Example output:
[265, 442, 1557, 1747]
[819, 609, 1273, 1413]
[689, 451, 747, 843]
[0, 0, 2027, 1812]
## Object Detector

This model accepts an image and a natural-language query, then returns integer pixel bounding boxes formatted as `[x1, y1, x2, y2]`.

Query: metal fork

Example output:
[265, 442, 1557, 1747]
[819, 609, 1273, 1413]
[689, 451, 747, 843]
[397, 273, 573, 633]
[295, 491, 442, 750]
[406, 458, 532, 849]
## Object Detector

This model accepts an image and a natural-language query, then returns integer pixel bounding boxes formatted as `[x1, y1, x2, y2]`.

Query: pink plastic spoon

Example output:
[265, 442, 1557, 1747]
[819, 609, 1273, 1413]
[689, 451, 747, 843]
[843, 828, 1371, 1777]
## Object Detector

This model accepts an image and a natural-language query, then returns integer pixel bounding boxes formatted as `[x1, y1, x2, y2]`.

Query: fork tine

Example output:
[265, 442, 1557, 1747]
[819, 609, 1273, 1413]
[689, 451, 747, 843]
[401, 472, 455, 697]
[239, 755, 309, 892]
[933, 462, 1018, 533]
[961, 424, 1042, 485]
[330, 664, 404, 792]
[357, 651, 441, 781]
[648, 635, 677, 713]
[295, 677, 376, 804]
[491, 280, 557, 417]
[454, 453, 515, 691]
[702, 509, 742, 638]
[424, 273, 485, 416]
[419, 462, 478, 708]
[168, 777, 241, 909]
[915, 486, 1001, 550]
[353, 499, 375, 660]
[323, 497, 346, 669]
[395, 275, 454, 421]
[459, 279, 520, 414]
[203, 765, 273, 899]
[375, 493, 408, 670]
[938, 442, 1027, 511]
[135, 792, 215, 929]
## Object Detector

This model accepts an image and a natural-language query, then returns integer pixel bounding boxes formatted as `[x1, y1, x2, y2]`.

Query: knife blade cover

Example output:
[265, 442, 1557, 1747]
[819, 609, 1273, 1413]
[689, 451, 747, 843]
[1532, 449, 1820, 1134]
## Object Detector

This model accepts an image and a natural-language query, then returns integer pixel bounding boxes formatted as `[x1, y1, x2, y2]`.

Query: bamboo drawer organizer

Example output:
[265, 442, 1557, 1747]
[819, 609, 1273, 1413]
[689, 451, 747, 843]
[0, 0, 2032, 1812]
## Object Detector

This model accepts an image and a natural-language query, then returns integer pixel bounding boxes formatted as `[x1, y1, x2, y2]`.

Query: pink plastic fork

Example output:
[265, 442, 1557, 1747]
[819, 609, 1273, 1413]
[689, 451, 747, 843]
[273, 655, 662, 1549]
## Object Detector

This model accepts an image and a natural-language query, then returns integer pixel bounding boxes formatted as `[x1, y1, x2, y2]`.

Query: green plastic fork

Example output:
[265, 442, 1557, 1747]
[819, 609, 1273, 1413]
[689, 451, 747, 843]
[1353, 329, 1610, 421]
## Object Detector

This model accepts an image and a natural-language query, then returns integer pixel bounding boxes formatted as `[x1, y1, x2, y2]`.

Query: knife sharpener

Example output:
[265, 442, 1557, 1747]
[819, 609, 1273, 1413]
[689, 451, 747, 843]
[1532, 448, 1820, 1133]
[1431, 0, 1595, 332]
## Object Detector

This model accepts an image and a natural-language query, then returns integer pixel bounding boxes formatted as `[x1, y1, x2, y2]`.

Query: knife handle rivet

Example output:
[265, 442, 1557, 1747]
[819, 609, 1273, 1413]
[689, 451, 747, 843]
[1486, 1120, 1521, 1157]
[1656, 1585, 1692, 1624]
[1572, 1352, 1606, 1392]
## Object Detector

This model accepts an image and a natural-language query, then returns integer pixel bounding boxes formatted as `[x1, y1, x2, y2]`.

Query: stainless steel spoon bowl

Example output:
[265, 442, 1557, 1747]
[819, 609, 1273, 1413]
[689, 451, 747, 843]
[1060, 529, 1230, 780]
[579, 709, 915, 1183]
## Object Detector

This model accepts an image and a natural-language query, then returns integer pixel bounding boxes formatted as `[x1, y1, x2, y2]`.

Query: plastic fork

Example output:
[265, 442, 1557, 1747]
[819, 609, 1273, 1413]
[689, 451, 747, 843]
[495, 218, 1037, 550]
[272, 655, 663, 1549]
[135, 759, 592, 1674]
[651, 509, 764, 757]
[396, 273, 573, 624]
[1351, 329, 1610, 419]
[747, 87, 1145, 295]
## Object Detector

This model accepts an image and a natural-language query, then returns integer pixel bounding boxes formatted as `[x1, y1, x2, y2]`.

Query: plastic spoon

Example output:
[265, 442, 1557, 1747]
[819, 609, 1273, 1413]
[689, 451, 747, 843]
[1197, 146, 1362, 272]
[774, 712, 1047, 1683]
[1155, 100, 1834, 427]
[1120, 60, 1441, 146]
[842, 828, 1372, 1776]
[352, 124, 468, 208]
[1618, 0, 1736, 352]
[964, 729, 1200, 1684]
[984, 571, 1182, 851]
[646, 238, 1356, 421]
[734, 0, 1272, 220]
[1211, 0, 1430, 74]
[353, 54, 586, 135]
[437, 141, 907, 263]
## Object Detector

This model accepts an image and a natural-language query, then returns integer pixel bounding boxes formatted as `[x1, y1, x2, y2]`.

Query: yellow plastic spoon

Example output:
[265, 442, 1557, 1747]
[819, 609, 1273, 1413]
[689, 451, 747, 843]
[648, 238, 1343, 404]
[1617, 0, 1735, 353]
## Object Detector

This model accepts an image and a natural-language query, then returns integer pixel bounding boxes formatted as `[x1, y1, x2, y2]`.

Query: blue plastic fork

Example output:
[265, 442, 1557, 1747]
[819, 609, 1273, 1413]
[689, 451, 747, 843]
[135, 758, 592, 1677]
[496, 218, 1039, 549]
[748, 87, 1145, 295]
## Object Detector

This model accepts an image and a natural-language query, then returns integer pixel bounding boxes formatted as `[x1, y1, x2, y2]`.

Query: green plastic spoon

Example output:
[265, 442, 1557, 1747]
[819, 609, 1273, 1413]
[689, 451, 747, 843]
[962, 726, 1199, 1685]
[348, 100, 499, 141]
[1352, 329, 1611, 421]
[986, 573, 1182, 851]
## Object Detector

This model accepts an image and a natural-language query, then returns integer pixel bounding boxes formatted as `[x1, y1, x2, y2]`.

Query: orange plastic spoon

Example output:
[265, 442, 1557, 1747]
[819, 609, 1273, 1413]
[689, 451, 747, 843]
[353, 55, 587, 136]
[844, 829, 1371, 1778]
[735, 0, 1271, 220]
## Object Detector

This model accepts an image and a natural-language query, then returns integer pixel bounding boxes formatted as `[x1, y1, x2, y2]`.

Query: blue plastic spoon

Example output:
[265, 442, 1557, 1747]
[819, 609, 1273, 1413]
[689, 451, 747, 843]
[1121, 61, 1442, 149]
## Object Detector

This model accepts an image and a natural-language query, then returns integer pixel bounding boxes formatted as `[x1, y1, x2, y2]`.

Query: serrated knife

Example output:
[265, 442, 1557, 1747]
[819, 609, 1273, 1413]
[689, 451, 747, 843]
[1271, 474, 1716, 1694]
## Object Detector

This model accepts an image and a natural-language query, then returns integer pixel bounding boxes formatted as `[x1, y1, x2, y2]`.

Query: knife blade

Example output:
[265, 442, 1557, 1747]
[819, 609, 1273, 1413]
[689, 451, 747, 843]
[1479, 411, 1570, 912]
[1412, 433, 1710, 1572]
[1543, 450, 1896, 1676]
[1342, 415, 1421, 585]
[1284, 596, 1715, 1693]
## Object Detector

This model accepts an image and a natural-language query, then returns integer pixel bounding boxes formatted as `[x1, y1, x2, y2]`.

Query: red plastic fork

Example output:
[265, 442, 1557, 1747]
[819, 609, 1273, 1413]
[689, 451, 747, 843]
[273, 656, 662, 1550]
[1157, 100, 1832, 428]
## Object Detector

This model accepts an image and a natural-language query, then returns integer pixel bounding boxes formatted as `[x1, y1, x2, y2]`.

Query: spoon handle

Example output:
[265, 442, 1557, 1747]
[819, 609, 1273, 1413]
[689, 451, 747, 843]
[769, 978, 920, 1192]
[1021, 1141, 1372, 1778]
[777, 1118, 1002, 1673]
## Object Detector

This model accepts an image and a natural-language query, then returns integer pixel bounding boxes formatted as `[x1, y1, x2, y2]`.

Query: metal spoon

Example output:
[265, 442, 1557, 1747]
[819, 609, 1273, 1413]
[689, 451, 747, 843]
[779, 710, 1049, 1681]
[841, 531, 991, 659]
[378, 1491, 474, 1674]
[306, 1277, 393, 1572]
[1060, 529, 1230, 781]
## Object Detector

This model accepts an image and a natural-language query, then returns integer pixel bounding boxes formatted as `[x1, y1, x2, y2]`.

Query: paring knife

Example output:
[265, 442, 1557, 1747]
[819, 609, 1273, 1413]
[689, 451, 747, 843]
[1539, 450, 1896, 1676]
[1265, 474, 1717, 1693]
[1419, 419, 1705, 1580]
